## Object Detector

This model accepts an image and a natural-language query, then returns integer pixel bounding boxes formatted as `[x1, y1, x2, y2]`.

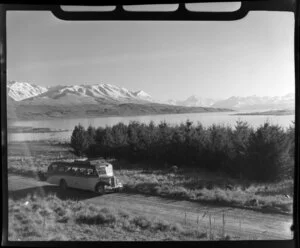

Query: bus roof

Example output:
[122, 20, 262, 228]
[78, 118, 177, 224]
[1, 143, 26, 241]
[51, 160, 111, 168]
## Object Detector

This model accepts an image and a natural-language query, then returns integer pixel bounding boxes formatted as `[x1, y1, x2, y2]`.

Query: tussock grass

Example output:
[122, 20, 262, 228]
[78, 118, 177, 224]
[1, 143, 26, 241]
[8, 194, 209, 241]
[115, 168, 293, 214]
[75, 206, 117, 225]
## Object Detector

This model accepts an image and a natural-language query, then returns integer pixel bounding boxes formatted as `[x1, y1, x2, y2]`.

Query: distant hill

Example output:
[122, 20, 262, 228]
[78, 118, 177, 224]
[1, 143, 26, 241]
[166, 95, 216, 107]
[211, 94, 295, 111]
[167, 94, 294, 111]
[10, 102, 232, 120]
[232, 109, 295, 116]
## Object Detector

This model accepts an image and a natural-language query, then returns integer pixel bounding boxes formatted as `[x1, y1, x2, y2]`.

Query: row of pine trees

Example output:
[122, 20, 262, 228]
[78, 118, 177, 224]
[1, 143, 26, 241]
[70, 120, 294, 182]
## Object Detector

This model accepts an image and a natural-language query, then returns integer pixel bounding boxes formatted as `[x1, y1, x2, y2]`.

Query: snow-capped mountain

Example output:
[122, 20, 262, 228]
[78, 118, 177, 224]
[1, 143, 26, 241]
[211, 94, 295, 110]
[7, 81, 48, 101]
[167, 95, 217, 107]
[132, 90, 152, 101]
[167, 93, 294, 110]
[7, 80, 294, 111]
[8, 81, 154, 105]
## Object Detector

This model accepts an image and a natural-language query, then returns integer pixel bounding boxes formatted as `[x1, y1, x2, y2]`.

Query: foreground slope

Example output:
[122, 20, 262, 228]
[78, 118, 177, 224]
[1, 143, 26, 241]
[8, 175, 293, 240]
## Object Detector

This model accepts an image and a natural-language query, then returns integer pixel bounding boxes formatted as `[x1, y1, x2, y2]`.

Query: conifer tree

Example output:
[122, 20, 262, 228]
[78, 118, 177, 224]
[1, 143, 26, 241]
[70, 124, 89, 156]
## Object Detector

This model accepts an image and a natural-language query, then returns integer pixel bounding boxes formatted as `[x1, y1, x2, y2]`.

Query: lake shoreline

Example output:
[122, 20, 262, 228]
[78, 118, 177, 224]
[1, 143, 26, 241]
[231, 109, 295, 116]
[8, 107, 234, 121]
[8, 127, 69, 134]
[7, 111, 294, 142]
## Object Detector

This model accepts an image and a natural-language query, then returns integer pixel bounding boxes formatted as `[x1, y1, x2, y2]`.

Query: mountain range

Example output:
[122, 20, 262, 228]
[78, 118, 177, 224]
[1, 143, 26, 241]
[7, 81, 153, 104]
[166, 94, 294, 111]
[8, 81, 294, 110]
[7, 81, 230, 120]
[7, 81, 294, 120]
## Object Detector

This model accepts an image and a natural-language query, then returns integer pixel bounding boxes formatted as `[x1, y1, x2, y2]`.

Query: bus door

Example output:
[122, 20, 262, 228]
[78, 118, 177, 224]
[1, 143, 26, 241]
[60, 165, 73, 188]
[64, 166, 79, 188]
[47, 163, 58, 184]
[73, 167, 90, 190]
[86, 168, 99, 191]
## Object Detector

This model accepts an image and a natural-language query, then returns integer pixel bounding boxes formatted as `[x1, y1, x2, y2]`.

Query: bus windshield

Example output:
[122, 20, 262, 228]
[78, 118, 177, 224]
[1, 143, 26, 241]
[95, 166, 107, 176]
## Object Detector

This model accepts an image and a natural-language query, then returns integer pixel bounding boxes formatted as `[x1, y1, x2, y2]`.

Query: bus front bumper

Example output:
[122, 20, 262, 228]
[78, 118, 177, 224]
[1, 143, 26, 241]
[104, 183, 123, 191]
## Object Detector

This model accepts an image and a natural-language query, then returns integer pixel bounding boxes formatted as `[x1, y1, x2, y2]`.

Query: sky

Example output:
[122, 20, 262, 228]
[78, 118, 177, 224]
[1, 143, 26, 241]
[7, 8, 295, 101]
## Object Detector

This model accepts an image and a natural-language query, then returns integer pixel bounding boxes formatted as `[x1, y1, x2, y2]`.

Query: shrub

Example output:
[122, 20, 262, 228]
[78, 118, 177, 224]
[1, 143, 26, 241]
[132, 216, 151, 229]
[153, 220, 171, 231]
[171, 223, 185, 233]
[118, 210, 130, 219]
[75, 207, 117, 225]
[245, 123, 291, 181]
[70, 124, 89, 156]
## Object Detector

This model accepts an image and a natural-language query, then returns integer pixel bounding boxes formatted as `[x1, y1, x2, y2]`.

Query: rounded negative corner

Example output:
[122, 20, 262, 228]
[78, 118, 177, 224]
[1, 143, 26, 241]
[182, 1, 250, 21]
[50, 5, 69, 21]
[50, 5, 124, 21]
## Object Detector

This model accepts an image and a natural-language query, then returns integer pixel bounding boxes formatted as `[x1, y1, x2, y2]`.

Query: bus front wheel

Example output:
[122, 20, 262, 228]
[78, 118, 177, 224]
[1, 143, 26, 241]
[95, 184, 105, 195]
[60, 179, 68, 191]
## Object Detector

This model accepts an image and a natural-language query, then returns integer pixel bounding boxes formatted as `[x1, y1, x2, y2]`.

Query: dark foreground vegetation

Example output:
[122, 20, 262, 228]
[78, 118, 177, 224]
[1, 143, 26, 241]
[71, 120, 295, 182]
[9, 194, 212, 241]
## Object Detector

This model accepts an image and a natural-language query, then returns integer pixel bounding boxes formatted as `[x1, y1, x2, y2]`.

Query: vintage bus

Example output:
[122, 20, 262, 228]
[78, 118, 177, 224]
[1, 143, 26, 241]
[42, 159, 123, 194]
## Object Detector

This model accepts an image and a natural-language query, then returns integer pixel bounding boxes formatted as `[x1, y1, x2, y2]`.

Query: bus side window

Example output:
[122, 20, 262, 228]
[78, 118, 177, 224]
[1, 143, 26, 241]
[72, 167, 79, 176]
[52, 164, 58, 172]
[65, 166, 72, 174]
[58, 165, 65, 173]
[87, 168, 94, 176]
[80, 168, 87, 176]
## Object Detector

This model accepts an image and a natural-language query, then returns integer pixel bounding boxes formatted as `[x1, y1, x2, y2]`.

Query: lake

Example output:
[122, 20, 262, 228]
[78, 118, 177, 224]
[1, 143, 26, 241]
[8, 111, 295, 142]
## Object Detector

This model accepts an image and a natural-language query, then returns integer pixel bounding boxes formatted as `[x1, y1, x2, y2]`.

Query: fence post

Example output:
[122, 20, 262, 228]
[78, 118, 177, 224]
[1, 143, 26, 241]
[209, 213, 212, 240]
[43, 213, 46, 236]
[222, 211, 225, 238]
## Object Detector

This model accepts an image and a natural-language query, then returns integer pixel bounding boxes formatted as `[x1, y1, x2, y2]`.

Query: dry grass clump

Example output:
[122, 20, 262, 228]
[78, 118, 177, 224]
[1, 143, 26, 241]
[75, 206, 117, 225]
[8, 194, 208, 241]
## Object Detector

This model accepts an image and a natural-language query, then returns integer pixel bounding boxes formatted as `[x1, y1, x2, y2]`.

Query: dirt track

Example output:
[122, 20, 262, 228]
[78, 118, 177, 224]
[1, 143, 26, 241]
[8, 174, 293, 240]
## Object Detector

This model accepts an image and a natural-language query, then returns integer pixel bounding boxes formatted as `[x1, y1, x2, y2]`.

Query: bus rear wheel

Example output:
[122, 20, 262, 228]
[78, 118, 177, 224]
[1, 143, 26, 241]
[60, 179, 67, 191]
[95, 184, 105, 195]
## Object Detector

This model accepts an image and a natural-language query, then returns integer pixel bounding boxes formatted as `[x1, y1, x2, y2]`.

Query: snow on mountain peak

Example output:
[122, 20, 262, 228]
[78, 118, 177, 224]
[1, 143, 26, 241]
[7, 80, 294, 111]
[7, 81, 48, 101]
[166, 95, 216, 107]
[133, 90, 152, 98]
[7, 81, 154, 104]
[212, 93, 295, 110]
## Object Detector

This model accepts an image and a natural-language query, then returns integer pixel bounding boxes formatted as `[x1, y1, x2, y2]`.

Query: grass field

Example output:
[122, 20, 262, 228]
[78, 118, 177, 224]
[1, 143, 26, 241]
[115, 168, 293, 214]
[9, 194, 213, 241]
[7, 141, 293, 215]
